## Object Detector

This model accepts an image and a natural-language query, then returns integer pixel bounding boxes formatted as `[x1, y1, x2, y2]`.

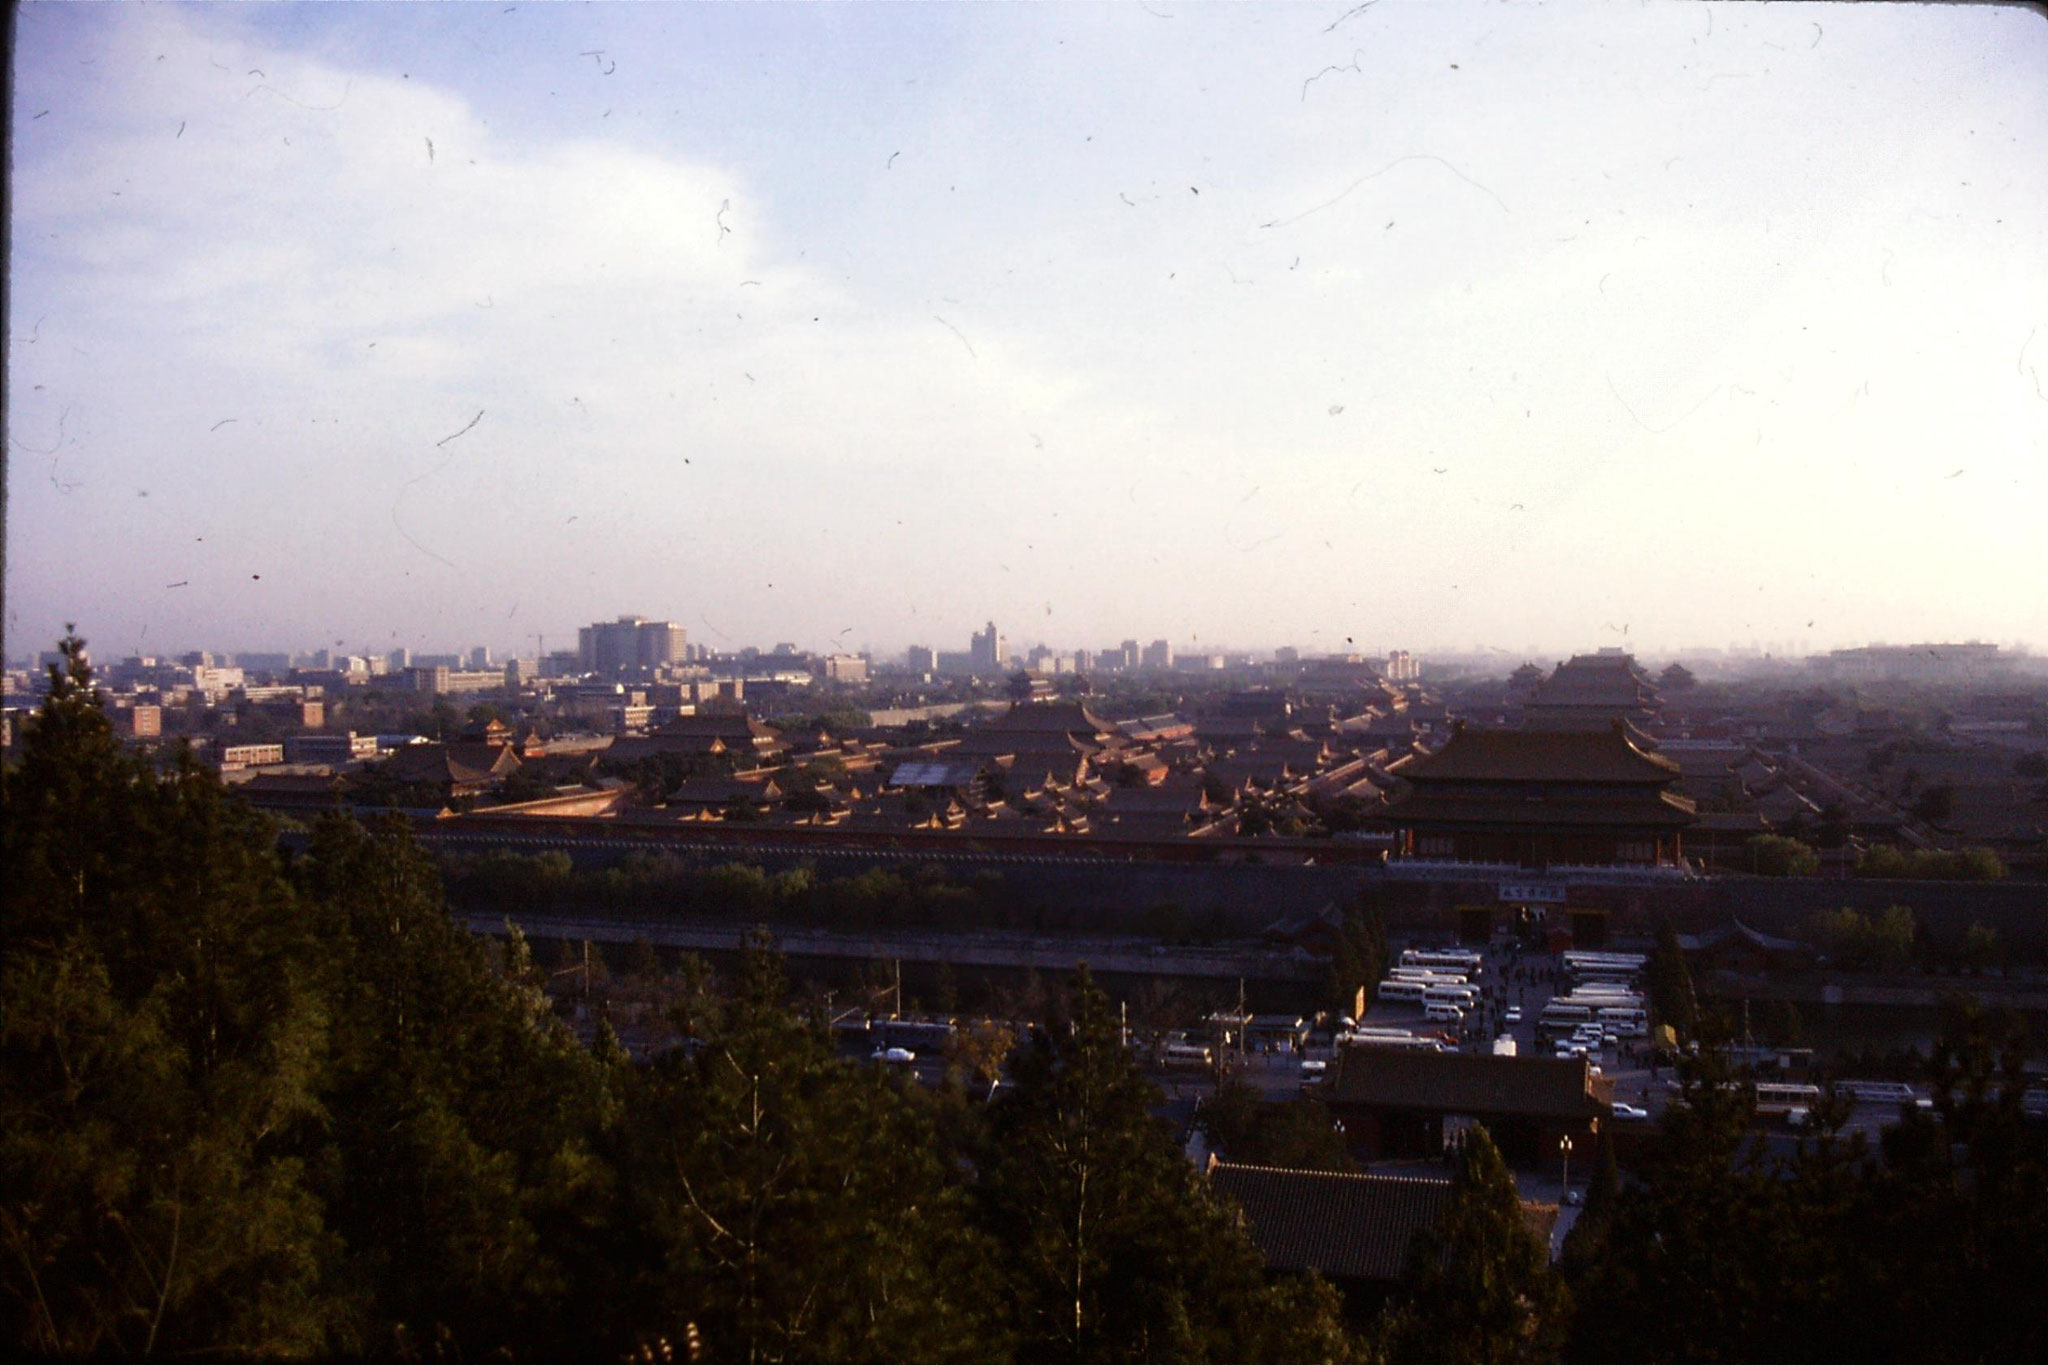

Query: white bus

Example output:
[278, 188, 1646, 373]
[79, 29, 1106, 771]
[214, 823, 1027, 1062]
[1754, 1082, 1823, 1116]
[1424, 1001, 1467, 1024]
[1403, 949, 1483, 974]
[1597, 1007, 1648, 1037]
[1564, 998, 1646, 1019]
[1423, 984, 1478, 1007]
[1341, 1030, 1443, 1052]
[1389, 968, 1469, 986]
[1567, 993, 1644, 1012]
[1162, 1042, 1214, 1069]
[1538, 1003, 1594, 1034]
[1377, 979, 1429, 1003]
[1834, 1080, 1918, 1105]
[1565, 951, 1646, 973]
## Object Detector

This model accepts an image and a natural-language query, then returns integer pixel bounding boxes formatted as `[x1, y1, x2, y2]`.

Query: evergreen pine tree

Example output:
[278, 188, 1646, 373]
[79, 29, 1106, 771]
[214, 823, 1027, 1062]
[1384, 1125, 1568, 1365]
[978, 968, 1356, 1363]
[1646, 921, 1698, 1040]
[619, 931, 997, 1364]
[1, 633, 342, 1356]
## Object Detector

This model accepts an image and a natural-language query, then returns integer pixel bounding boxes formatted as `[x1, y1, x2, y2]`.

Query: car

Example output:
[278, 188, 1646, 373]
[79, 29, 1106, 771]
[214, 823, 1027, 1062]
[1564, 1189, 1583, 1207]
[1299, 1059, 1328, 1076]
[1602, 1033, 1620, 1048]
[870, 1047, 916, 1064]
[1505, 1007, 1523, 1024]
[1611, 1102, 1650, 1120]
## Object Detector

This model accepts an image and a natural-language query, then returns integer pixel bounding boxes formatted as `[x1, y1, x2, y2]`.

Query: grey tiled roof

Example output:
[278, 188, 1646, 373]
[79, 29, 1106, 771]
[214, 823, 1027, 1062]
[1209, 1163, 1451, 1282]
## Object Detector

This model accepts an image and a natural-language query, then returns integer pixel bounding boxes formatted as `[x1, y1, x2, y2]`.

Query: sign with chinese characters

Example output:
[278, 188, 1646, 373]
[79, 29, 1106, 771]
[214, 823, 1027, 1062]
[1498, 881, 1566, 904]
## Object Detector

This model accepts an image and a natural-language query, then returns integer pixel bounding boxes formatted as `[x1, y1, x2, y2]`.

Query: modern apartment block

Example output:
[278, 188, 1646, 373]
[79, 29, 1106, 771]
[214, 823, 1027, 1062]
[578, 616, 689, 676]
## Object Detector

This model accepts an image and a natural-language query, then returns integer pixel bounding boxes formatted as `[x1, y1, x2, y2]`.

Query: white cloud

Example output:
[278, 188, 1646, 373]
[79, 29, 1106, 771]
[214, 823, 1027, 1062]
[8, 1, 2045, 658]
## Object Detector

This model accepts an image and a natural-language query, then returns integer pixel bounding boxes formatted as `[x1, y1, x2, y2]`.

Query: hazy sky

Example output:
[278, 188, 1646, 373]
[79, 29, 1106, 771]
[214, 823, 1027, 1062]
[8, 1, 2046, 664]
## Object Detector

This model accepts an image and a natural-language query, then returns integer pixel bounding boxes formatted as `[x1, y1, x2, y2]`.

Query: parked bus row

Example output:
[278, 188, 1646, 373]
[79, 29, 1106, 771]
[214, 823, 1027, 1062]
[1538, 1001, 1648, 1039]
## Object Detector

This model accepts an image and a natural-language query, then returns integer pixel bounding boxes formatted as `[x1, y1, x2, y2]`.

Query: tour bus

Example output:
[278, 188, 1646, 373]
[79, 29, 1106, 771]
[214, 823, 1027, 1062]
[1403, 949, 1483, 974]
[1377, 979, 1429, 1004]
[1389, 968, 1469, 986]
[1834, 1080, 1918, 1105]
[1575, 973, 1641, 992]
[1556, 994, 1638, 1015]
[1754, 1082, 1823, 1116]
[1341, 1029, 1443, 1052]
[1567, 993, 1644, 1013]
[1538, 1003, 1595, 1035]
[1597, 1007, 1649, 1037]
[1403, 949, 1482, 972]
[1422, 984, 1479, 1008]
[1424, 1001, 1467, 1024]
[1162, 1042, 1215, 1069]
[1564, 951, 1647, 974]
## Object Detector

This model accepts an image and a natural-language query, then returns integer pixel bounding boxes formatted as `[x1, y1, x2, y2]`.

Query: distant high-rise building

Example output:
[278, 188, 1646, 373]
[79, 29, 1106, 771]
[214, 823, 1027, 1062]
[1141, 638, 1173, 670]
[388, 646, 411, 671]
[468, 645, 492, 669]
[971, 621, 1005, 672]
[1120, 639, 1141, 670]
[578, 616, 688, 675]
[823, 654, 869, 684]
[906, 644, 937, 673]
[1385, 650, 1419, 681]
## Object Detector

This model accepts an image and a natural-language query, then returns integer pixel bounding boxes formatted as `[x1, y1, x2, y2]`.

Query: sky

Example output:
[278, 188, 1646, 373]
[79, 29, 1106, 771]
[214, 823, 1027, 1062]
[7, 0, 2047, 666]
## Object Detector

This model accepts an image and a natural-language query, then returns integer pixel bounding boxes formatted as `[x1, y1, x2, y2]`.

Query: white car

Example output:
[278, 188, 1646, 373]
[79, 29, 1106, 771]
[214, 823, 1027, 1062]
[1299, 1059, 1328, 1076]
[1504, 1007, 1523, 1025]
[1612, 1102, 1650, 1120]
[870, 1047, 916, 1064]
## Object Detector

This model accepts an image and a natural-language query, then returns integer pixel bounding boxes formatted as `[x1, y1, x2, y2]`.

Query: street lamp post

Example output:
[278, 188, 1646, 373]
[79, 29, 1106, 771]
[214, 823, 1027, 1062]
[1559, 1134, 1574, 1204]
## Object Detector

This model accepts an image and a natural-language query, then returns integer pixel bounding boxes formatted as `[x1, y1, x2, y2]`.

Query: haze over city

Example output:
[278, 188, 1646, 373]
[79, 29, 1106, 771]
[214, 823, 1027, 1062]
[7, 1, 2046, 664]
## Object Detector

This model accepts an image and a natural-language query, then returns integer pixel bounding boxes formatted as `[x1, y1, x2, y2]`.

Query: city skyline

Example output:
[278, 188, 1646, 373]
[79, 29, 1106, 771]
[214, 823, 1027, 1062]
[8, 2, 2047, 661]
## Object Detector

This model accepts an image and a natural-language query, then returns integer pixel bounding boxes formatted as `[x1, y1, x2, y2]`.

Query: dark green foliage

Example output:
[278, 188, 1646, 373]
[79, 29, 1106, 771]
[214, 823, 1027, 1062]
[1200, 1077, 1356, 1173]
[1326, 897, 1390, 1019]
[1566, 1010, 2048, 1365]
[617, 934, 995, 1363]
[1856, 844, 2006, 881]
[1383, 1125, 1568, 1365]
[1745, 834, 1820, 877]
[1809, 904, 1917, 971]
[1555, 1135, 1618, 1281]
[2, 634, 340, 1356]
[1646, 921, 1698, 1040]
[977, 970, 1357, 1363]
[295, 813, 625, 1357]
